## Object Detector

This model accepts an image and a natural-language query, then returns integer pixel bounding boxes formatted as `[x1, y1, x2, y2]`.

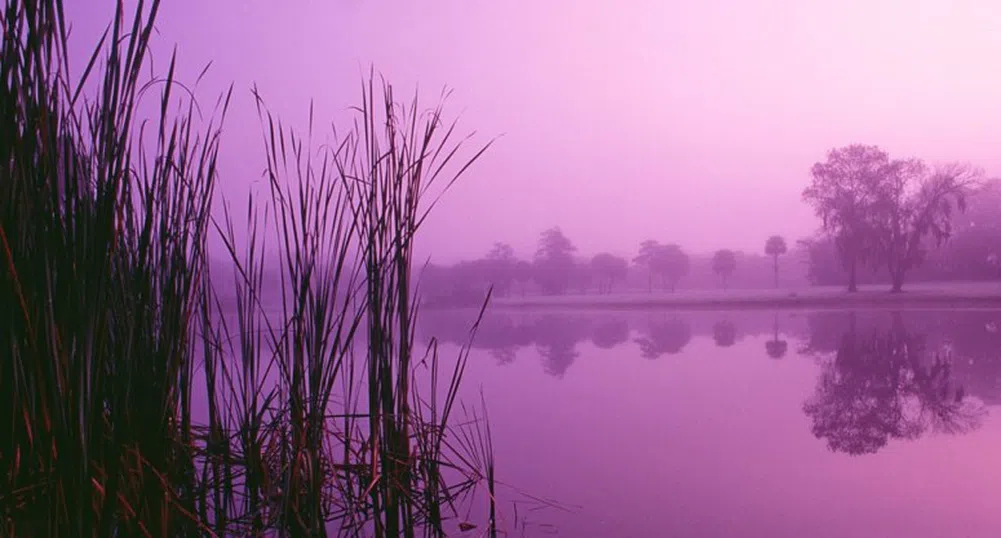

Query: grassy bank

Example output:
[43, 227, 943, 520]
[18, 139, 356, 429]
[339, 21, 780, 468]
[492, 281, 1001, 310]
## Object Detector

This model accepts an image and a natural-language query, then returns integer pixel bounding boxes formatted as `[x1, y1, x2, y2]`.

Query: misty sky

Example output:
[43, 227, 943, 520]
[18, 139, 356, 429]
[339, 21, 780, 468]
[67, 0, 1001, 263]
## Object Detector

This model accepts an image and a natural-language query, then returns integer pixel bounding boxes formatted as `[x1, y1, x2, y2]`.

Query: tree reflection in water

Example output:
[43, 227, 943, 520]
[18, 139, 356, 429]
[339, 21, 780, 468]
[590, 318, 630, 349]
[490, 347, 517, 365]
[533, 315, 589, 378]
[803, 314, 986, 455]
[765, 314, 788, 359]
[633, 318, 692, 359]
[712, 320, 737, 348]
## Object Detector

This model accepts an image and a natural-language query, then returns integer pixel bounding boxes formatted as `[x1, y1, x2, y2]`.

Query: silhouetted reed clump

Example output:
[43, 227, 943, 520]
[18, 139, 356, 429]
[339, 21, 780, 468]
[1, 1, 496, 536]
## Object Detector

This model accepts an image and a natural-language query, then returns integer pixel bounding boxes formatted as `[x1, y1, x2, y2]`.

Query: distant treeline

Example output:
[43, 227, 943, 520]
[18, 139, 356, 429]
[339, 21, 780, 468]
[420, 240, 812, 306]
[420, 174, 1001, 306]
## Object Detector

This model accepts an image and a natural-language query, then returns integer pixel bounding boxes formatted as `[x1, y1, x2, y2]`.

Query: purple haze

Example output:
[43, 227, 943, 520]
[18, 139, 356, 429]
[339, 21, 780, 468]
[64, 0, 1001, 263]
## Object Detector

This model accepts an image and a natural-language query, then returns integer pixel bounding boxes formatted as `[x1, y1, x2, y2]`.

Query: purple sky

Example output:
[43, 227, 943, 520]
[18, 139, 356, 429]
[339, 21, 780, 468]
[67, 0, 1001, 263]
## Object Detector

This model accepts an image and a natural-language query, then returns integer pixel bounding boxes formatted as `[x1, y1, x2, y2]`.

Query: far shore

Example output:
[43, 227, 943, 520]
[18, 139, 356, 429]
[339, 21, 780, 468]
[486, 281, 1001, 311]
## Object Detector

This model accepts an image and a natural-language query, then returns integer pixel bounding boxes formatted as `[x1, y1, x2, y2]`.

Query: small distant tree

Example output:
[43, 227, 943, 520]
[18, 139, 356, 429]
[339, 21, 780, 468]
[534, 227, 577, 295]
[486, 242, 515, 261]
[651, 244, 690, 292]
[514, 260, 533, 296]
[591, 253, 628, 294]
[633, 239, 661, 293]
[484, 242, 516, 296]
[712, 249, 737, 290]
[765, 235, 788, 288]
[571, 259, 594, 294]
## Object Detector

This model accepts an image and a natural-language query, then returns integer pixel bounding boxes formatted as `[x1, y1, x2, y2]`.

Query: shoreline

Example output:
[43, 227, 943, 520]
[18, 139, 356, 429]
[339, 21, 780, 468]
[479, 284, 1001, 311]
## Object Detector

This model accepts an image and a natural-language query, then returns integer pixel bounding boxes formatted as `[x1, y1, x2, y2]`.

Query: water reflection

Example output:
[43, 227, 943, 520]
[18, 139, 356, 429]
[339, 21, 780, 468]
[414, 308, 1001, 535]
[490, 347, 517, 365]
[420, 309, 1001, 389]
[765, 314, 788, 359]
[802, 313, 987, 455]
[590, 318, 630, 349]
[534, 315, 588, 378]
[712, 320, 737, 347]
[634, 318, 691, 359]
[420, 309, 1001, 450]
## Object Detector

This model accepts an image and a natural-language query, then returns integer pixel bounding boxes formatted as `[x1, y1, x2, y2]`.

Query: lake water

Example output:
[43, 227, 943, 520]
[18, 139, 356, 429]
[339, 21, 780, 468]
[417, 308, 1001, 538]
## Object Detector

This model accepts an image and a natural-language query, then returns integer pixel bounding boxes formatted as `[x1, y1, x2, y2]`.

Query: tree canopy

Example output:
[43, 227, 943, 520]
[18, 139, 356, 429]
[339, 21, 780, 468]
[712, 249, 737, 289]
[534, 227, 577, 295]
[803, 144, 981, 292]
[591, 253, 628, 294]
[765, 235, 788, 288]
[633, 241, 690, 292]
[803, 144, 889, 292]
[870, 161, 980, 291]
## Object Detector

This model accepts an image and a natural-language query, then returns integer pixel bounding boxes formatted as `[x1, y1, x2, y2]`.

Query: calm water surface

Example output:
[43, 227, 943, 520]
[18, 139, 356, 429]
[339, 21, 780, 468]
[418, 308, 1001, 538]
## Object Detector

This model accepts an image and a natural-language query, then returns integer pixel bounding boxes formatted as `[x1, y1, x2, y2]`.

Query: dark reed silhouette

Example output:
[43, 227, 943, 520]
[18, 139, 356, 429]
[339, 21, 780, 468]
[0, 2, 499, 536]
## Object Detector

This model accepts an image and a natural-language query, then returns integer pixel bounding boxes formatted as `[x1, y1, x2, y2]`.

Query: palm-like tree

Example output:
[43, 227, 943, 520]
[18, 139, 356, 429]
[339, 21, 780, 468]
[765, 235, 788, 288]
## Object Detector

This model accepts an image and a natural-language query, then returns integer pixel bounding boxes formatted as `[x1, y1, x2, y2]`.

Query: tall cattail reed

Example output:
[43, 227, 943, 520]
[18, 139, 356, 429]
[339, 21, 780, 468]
[2, 1, 499, 536]
[2, 0, 228, 535]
